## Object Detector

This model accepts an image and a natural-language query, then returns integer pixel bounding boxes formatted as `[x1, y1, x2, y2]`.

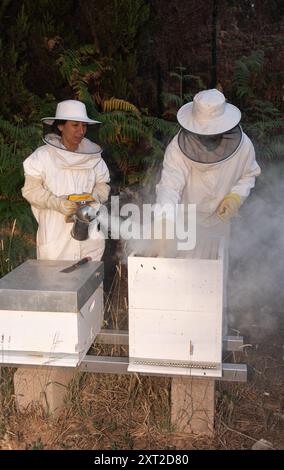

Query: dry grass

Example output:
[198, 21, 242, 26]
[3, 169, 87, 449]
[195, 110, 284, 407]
[0, 262, 283, 450]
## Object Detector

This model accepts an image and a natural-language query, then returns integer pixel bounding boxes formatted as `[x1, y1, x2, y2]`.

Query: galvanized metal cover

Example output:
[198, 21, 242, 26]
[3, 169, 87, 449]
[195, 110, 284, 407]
[0, 260, 103, 312]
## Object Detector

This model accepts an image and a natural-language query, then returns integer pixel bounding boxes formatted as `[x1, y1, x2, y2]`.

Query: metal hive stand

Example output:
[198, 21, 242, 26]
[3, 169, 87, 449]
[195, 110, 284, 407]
[80, 329, 247, 382]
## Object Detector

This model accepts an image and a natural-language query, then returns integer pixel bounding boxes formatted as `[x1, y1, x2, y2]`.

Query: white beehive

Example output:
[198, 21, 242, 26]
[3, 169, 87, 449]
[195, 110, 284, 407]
[128, 238, 225, 377]
[0, 260, 104, 367]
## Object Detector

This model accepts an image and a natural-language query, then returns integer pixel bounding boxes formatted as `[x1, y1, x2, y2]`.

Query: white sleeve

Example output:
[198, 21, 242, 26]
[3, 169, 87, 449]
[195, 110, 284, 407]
[23, 147, 47, 179]
[231, 138, 261, 200]
[93, 157, 111, 203]
[156, 140, 187, 206]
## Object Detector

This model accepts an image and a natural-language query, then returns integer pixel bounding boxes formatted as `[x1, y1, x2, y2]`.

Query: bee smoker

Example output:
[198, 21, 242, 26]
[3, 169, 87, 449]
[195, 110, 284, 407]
[71, 205, 99, 241]
[65, 194, 97, 241]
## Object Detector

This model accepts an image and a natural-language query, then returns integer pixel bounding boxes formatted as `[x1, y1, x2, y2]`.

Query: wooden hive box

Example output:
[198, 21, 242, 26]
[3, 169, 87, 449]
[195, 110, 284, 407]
[0, 260, 104, 367]
[128, 238, 225, 378]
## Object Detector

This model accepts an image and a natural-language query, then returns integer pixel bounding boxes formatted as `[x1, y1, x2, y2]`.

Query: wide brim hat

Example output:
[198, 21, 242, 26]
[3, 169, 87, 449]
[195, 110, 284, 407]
[41, 99, 100, 125]
[177, 89, 241, 135]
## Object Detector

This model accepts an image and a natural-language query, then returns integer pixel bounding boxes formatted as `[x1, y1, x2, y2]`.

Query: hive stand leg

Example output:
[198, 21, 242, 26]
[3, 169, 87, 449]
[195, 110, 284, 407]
[171, 377, 215, 435]
[13, 366, 75, 417]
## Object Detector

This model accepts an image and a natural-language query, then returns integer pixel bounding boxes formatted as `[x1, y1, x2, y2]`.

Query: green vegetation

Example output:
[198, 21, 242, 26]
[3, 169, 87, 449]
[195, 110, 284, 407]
[233, 50, 282, 140]
[0, 1, 283, 273]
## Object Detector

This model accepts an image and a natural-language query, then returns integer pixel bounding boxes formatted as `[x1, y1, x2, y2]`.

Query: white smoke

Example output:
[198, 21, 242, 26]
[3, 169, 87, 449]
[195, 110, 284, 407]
[228, 161, 284, 336]
[90, 161, 283, 339]
[114, 161, 284, 339]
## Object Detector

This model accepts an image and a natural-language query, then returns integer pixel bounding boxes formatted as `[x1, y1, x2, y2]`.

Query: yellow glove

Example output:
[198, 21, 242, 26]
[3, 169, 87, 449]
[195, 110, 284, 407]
[55, 198, 77, 216]
[64, 193, 94, 221]
[216, 193, 241, 222]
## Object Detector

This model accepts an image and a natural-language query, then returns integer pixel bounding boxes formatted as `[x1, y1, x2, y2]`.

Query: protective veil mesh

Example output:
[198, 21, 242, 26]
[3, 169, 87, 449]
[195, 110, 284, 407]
[178, 125, 242, 164]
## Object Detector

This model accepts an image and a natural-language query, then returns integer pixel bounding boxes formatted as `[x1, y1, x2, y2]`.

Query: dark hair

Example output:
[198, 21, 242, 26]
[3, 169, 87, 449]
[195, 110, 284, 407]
[51, 119, 67, 136]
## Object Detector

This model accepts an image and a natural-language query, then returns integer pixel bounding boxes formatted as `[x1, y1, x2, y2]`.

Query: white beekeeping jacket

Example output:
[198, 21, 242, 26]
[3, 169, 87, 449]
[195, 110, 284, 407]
[156, 129, 261, 336]
[23, 137, 110, 261]
[156, 130, 261, 227]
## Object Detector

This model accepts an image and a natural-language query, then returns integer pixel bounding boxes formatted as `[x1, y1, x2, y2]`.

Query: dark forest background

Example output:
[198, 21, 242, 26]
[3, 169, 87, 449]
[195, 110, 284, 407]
[0, 0, 283, 272]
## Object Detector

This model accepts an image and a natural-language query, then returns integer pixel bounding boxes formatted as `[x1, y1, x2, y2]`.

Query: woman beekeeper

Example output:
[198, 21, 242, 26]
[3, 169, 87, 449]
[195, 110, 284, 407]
[156, 89, 261, 333]
[22, 99, 110, 261]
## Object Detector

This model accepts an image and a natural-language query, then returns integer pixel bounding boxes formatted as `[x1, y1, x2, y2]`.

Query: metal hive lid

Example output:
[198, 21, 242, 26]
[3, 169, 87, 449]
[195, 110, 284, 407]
[0, 260, 103, 312]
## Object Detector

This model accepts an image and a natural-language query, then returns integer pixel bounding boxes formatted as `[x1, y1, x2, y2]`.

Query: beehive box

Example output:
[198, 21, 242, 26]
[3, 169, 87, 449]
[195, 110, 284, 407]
[128, 238, 225, 377]
[0, 260, 104, 367]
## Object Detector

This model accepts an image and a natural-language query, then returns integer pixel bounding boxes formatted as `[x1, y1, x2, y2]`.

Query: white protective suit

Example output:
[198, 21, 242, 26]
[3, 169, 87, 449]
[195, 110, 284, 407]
[156, 130, 261, 229]
[156, 129, 261, 334]
[22, 136, 110, 261]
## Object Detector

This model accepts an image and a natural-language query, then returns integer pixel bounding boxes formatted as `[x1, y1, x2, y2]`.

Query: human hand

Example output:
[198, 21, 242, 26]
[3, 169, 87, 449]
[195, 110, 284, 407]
[216, 193, 241, 222]
[151, 216, 177, 257]
[56, 198, 78, 216]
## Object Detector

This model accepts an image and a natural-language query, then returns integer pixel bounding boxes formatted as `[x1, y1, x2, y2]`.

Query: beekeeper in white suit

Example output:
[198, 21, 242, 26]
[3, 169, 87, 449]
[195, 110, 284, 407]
[156, 89, 261, 332]
[157, 88, 261, 239]
[22, 100, 110, 261]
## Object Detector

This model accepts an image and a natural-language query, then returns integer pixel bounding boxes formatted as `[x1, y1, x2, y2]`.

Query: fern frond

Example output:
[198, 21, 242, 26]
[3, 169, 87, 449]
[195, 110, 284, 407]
[0, 200, 36, 233]
[246, 50, 264, 69]
[233, 60, 252, 98]
[101, 110, 137, 124]
[0, 168, 24, 197]
[247, 99, 280, 117]
[233, 50, 266, 100]
[56, 49, 81, 83]
[161, 92, 183, 108]
[142, 116, 178, 136]
[245, 119, 284, 133]
[98, 120, 118, 143]
[102, 98, 140, 115]
[120, 123, 150, 142]
[183, 93, 194, 102]
[77, 44, 99, 56]
[0, 143, 16, 171]
[0, 117, 40, 141]
[262, 137, 284, 160]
